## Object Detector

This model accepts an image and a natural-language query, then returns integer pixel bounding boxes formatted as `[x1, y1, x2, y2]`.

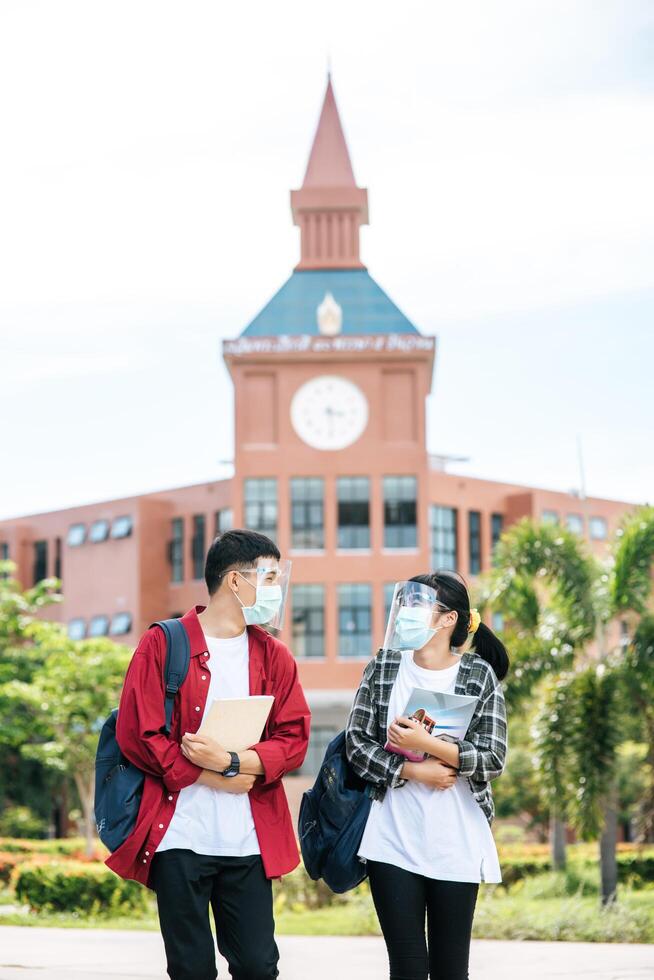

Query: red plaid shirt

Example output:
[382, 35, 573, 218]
[105, 605, 311, 888]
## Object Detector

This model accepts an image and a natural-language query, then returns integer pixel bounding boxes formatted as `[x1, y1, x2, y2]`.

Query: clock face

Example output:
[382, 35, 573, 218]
[290, 375, 369, 450]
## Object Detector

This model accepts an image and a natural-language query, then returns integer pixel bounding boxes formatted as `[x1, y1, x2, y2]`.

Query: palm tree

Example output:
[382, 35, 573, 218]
[486, 507, 654, 905]
[482, 518, 597, 870]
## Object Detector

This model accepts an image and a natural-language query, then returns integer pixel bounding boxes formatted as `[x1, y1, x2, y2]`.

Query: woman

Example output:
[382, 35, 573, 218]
[345, 570, 508, 980]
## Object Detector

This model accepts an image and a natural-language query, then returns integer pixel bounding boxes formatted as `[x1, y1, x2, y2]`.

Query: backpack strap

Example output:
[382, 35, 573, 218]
[150, 618, 191, 735]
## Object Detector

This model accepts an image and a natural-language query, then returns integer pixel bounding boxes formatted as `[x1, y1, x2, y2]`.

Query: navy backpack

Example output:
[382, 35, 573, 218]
[94, 618, 190, 853]
[298, 730, 373, 894]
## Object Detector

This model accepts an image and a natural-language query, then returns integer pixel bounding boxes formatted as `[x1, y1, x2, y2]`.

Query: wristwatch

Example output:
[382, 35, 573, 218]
[221, 752, 240, 778]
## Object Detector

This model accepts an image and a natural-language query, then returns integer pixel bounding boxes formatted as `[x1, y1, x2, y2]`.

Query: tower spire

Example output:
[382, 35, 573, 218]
[291, 76, 369, 270]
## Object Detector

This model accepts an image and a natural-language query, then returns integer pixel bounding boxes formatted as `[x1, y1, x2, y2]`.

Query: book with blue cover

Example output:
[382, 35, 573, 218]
[384, 688, 478, 762]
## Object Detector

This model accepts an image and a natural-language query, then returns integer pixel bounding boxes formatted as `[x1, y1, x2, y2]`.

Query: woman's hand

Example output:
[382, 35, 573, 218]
[407, 758, 458, 790]
[181, 732, 231, 772]
[387, 716, 433, 755]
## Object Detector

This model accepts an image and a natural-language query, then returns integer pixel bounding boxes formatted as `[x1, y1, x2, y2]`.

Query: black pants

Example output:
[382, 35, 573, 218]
[150, 849, 279, 980]
[368, 860, 479, 980]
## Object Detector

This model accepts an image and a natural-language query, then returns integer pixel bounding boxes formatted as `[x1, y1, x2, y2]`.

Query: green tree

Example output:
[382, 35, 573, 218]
[0, 559, 62, 830]
[487, 508, 654, 905]
[611, 509, 654, 842]
[481, 519, 597, 869]
[4, 623, 130, 855]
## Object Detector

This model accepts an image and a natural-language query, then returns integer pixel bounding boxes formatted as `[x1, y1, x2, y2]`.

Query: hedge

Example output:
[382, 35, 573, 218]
[14, 862, 148, 915]
[0, 837, 107, 858]
[4, 843, 654, 917]
[499, 850, 654, 888]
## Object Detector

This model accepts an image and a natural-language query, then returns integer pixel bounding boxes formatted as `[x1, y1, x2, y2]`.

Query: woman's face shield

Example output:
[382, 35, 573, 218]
[383, 580, 451, 651]
[233, 557, 291, 631]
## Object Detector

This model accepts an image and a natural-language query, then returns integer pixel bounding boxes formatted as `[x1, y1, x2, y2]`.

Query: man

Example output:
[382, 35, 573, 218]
[106, 529, 311, 980]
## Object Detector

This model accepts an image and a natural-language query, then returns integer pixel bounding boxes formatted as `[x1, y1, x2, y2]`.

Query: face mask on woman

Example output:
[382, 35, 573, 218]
[394, 605, 442, 650]
[234, 572, 283, 626]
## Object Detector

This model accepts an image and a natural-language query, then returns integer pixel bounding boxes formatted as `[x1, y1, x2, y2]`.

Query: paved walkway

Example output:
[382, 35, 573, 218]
[0, 927, 652, 979]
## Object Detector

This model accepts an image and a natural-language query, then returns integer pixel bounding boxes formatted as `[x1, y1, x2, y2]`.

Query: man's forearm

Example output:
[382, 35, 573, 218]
[238, 749, 265, 775]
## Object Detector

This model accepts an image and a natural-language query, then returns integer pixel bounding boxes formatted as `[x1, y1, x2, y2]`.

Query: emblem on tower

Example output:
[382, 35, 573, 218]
[317, 292, 342, 336]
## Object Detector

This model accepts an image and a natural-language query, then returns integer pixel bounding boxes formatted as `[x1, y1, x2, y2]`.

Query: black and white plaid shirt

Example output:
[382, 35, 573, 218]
[345, 648, 508, 823]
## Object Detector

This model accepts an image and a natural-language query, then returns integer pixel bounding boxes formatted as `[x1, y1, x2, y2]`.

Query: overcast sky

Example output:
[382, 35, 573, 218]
[1, 0, 652, 520]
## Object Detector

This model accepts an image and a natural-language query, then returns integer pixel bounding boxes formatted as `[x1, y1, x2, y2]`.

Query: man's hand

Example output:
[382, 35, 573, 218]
[409, 758, 458, 790]
[181, 733, 231, 772]
[197, 770, 257, 794]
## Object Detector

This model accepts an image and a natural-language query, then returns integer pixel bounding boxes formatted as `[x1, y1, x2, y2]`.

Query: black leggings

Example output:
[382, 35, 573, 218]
[367, 860, 479, 980]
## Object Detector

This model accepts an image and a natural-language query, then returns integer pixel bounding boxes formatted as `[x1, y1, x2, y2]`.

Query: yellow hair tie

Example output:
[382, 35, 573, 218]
[468, 608, 481, 635]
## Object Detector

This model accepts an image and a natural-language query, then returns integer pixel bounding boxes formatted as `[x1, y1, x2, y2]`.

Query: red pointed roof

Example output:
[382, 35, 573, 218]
[291, 75, 368, 270]
[302, 76, 357, 188]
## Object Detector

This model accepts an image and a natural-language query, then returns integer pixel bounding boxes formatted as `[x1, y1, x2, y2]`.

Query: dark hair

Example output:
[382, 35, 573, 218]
[205, 529, 281, 596]
[408, 570, 509, 681]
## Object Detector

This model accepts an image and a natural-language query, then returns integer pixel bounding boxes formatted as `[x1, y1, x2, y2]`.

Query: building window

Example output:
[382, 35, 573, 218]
[110, 515, 133, 539]
[542, 510, 558, 525]
[589, 516, 608, 540]
[430, 506, 457, 570]
[244, 478, 277, 538]
[292, 584, 325, 658]
[110, 612, 132, 636]
[54, 537, 62, 580]
[0, 542, 8, 579]
[337, 477, 370, 549]
[169, 518, 184, 583]
[338, 583, 372, 658]
[468, 511, 481, 575]
[567, 514, 584, 536]
[89, 615, 109, 637]
[299, 727, 339, 776]
[215, 508, 233, 536]
[67, 523, 86, 547]
[33, 540, 48, 585]
[383, 476, 417, 548]
[291, 478, 324, 549]
[491, 513, 504, 550]
[68, 618, 86, 640]
[89, 519, 110, 543]
[191, 515, 206, 580]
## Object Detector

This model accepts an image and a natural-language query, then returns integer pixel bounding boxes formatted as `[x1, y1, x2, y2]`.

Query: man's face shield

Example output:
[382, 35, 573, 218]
[232, 557, 291, 631]
[383, 580, 451, 651]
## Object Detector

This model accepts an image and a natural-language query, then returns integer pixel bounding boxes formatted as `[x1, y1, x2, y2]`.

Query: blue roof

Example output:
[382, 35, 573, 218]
[241, 269, 419, 336]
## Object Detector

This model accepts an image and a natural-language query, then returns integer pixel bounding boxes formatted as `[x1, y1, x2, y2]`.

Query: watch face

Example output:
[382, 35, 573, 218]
[290, 375, 369, 450]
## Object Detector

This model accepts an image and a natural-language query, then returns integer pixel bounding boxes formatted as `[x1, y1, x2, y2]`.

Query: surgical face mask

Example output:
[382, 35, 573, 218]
[234, 572, 283, 626]
[394, 606, 439, 650]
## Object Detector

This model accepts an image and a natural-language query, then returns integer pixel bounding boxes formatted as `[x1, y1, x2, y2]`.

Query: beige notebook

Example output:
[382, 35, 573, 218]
[198, 695, 274, 752]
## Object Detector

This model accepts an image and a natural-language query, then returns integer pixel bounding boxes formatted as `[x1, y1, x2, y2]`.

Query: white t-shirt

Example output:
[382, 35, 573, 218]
[358, 650, 501, 883]
[157, 630, 260, 857]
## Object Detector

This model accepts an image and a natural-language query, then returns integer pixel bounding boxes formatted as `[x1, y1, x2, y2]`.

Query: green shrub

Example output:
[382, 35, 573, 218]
[273, 863, 351, 912]
[497, 848, 654, 889]
[14, 862, 148, 915]
[0, 837, 106, 858]
[0, 852, 23, 886]
[0, 807, 47, 839]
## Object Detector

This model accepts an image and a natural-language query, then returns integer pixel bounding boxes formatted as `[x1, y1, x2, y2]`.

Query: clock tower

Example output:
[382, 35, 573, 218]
[223, 77, 436, 691]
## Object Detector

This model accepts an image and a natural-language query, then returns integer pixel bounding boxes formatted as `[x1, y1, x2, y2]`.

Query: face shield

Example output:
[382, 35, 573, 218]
[233, 558, 291, 631]
[383, 580, 451, 651]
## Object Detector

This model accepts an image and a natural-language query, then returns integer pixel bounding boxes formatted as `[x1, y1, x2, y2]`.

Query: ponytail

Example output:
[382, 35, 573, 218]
[471, 621, 509, 681]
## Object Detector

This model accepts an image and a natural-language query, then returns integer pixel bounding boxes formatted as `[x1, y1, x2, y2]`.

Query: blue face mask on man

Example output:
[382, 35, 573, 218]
[234, 571, 283, 626]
